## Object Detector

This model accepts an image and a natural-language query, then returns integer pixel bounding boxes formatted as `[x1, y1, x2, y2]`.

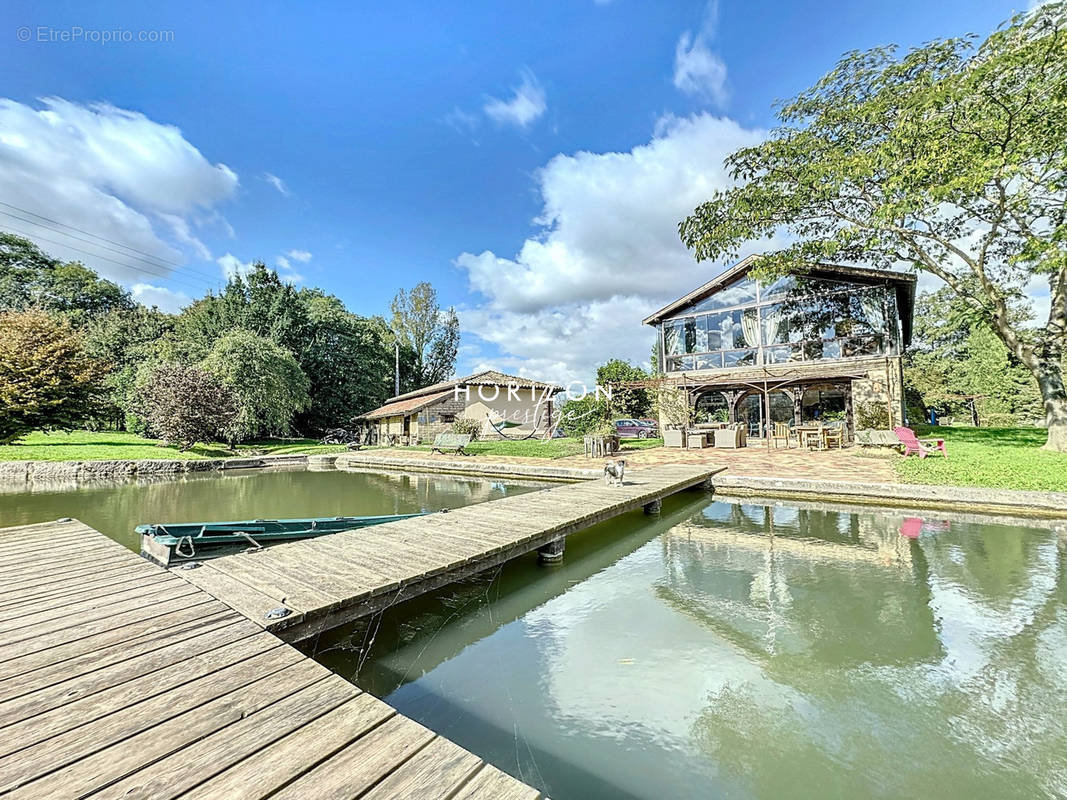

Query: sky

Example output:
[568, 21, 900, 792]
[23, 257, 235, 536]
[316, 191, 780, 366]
[0, 0, 1030, 385]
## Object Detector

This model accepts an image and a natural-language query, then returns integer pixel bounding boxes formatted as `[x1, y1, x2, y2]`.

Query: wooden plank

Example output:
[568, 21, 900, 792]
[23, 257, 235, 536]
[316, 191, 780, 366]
[0, 629, 280, 758]
[181, 693, 394, 800]
[269, 714, 436, 800]
[0, 618, 259, 724]
[361, 735, 484, 800]
[0, 564, 170, 612]
[0, 557, 157, 601]
[0, 570, 174, 622]
[451, 764, 541, 800]
[0, 527, 124, 562]
[0, 543, 134, 576]
[87, 674, 361, 800]
[0, 599, 222, 679]
[0, 581, 199, 646]
[208, 552, 338, 610]
[0, 593, 212, 662]
[176, 563, 295, 626]
[0, 645, 309, 794]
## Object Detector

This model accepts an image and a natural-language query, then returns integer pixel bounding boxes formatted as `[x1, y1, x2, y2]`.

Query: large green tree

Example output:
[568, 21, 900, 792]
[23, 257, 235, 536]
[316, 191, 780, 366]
[201, 330, 310, 443]
[0, 233, 133, 324]
[0, 309, 107, 443]
[596, 359, 652, 418]
[679, 4, 1067, 450]
[390, 282, 460, 388]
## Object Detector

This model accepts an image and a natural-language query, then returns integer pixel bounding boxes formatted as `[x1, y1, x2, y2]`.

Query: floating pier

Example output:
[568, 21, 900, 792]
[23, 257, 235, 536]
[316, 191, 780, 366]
[176, 464, 723, 641]
[0, 519, 541, 798]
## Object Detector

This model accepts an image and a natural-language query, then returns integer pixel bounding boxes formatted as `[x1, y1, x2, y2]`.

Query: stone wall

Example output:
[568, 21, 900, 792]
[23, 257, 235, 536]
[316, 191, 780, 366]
[852, 358, 906, 429]
[416, 397, 467, 443]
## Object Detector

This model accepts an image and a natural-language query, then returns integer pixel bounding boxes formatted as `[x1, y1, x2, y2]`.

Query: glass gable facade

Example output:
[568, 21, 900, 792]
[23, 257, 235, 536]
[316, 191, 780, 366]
[659, 274, 903, 373]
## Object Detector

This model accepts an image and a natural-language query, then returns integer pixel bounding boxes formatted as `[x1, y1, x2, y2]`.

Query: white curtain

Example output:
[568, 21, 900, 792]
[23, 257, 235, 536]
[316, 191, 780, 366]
[741, 308, 760, 348]
[761, 305, 785, 345]
[858, 288, 885, 331]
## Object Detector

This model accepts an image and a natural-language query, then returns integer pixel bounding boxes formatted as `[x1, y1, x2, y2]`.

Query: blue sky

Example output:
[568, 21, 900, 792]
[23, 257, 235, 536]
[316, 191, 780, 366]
[0, 0, 1026, 383]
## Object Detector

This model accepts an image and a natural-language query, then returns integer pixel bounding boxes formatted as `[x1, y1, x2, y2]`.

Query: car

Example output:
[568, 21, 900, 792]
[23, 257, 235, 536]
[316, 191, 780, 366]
[615, 419, 656, 438]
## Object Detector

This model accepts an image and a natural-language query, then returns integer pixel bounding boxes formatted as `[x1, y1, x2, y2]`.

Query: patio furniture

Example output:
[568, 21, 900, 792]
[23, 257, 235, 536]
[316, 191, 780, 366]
[893, 426, 948, 458]
[584, 434, 620, 458]
[686, 432, 707, 449]
[823, 422, 845, 449]
[714, 425, 746, 449]
[663, 429, 685, 448]
[771, 422, 794, 449]
[795, 424, 826, 450]
[430, 433, 472, 455]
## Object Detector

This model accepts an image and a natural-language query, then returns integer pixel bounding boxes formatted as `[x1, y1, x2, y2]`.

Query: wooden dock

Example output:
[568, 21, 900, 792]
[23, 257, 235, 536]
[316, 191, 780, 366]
[176, 464, 721, 641]
[0, 519, 541, 799]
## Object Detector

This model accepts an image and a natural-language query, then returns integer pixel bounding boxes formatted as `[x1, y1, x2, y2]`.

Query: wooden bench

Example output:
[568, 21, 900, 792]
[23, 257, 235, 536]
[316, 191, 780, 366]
[430, 433, 472, 455]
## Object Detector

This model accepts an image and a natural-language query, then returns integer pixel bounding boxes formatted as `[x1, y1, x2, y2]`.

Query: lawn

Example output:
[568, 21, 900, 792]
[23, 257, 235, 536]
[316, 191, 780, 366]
[893, 425, 1067, 492]
[0, 430, 347, 462]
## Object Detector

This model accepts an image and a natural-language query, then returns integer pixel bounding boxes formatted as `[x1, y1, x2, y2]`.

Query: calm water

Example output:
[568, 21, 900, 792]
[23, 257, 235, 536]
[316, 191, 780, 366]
[309, 493, 1067, 800]
[0, 466, 543, 551]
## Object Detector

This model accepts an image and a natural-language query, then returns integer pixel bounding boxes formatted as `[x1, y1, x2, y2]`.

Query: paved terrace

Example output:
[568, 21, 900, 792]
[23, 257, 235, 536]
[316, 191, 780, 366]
[0, 519, 541, 799]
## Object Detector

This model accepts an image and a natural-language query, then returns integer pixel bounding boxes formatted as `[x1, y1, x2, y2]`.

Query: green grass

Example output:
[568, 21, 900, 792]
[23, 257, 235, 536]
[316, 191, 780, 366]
[0, 430, 347, 462]
[390, 436, 664, 460]
[894, 425, 1067, 492]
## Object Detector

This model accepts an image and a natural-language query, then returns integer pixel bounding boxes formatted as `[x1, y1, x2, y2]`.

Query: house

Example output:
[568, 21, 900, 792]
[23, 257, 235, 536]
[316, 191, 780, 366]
[643, 255, 917, 436]
[356, 370, 563, 444]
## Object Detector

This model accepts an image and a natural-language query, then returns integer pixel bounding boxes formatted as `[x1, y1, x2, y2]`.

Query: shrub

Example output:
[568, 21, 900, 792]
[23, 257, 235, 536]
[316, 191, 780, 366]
[558, 395, 612, 437]
[136, 364, 237, 450]
[451, 417, 481, 441]
[854, 401, 891, 430]
[0, 309, 107, 444]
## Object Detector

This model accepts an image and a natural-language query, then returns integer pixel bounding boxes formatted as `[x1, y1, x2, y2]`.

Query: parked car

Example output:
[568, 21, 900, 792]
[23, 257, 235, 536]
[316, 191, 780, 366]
[615, 419, 656, 438]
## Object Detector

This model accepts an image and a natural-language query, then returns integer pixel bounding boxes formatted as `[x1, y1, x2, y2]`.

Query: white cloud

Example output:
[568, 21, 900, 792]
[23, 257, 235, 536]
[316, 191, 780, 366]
[673, 2, 728, 107]
[217, 252, 252, 280]
[263, 172, 290, 196]
[483, 69, 547, 129]
[0, 97, 236, 286]
[455, 113, 772, 383]
[273, 254, 304, 284]
[443, 106, 480, 136]
[285, 249, 312, 263]
[130, 283, 192, 313]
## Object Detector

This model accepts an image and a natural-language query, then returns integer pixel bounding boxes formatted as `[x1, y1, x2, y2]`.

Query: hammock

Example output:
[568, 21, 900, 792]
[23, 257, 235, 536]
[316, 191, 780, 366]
[485, 414, 544, 441]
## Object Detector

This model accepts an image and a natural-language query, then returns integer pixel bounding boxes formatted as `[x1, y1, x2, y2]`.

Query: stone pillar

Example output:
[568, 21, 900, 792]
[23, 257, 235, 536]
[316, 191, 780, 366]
[538, 538, 565, 563]
[644, 498, 662, 515]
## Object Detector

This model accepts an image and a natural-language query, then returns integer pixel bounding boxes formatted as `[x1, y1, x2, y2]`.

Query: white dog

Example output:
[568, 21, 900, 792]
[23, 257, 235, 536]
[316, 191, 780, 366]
[604, 458, 627, 486]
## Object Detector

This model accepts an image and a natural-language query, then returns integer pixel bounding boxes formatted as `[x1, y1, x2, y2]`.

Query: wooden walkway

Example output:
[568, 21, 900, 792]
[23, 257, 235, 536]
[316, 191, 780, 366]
[0, 519, 541, 799]
[177, 464, 721, 641]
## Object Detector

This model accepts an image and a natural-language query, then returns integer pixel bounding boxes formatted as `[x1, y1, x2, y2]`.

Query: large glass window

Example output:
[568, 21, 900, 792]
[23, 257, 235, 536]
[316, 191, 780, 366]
[661, 276, 898, 373]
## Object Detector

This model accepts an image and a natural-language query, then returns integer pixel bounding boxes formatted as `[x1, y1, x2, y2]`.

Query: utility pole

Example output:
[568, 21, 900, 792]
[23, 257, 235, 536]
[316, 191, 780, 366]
[394, 338, 400, 397]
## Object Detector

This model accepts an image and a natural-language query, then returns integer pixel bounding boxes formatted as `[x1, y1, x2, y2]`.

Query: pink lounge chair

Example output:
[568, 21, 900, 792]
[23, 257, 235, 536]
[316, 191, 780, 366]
[893, 426, 948, 458]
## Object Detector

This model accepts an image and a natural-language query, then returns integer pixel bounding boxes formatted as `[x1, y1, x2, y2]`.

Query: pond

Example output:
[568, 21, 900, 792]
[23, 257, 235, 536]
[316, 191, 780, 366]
[308, 492, 1067, 800]
[0, 466, 544, 552]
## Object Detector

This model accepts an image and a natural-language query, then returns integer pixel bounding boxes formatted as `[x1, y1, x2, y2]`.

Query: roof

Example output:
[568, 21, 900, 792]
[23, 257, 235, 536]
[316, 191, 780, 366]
[384, 370, 564, 404]
[642, 255, 918, 345]
[357, 389, 454, 420]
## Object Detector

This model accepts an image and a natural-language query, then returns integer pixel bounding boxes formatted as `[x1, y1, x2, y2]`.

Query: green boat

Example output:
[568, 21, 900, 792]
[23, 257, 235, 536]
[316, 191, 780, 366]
[137, 512, 429, 567]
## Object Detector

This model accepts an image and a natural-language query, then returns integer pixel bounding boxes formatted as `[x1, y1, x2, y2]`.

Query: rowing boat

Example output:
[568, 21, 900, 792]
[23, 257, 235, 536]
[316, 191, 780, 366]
[137, 512, 429, 566]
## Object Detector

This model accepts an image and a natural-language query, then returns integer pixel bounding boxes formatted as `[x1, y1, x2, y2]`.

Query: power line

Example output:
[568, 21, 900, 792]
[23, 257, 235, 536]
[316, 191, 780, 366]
[0, 223, 217, 294]
[0, 200, 222, 283]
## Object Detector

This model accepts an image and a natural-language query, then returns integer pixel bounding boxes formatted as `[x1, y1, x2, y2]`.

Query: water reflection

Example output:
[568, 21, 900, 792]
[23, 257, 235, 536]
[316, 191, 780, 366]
[314, 494, 1067, 800]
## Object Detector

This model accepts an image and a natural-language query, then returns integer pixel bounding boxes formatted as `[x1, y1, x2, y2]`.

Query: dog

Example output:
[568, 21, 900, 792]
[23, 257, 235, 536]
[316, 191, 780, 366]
[603, 458, 627, 486]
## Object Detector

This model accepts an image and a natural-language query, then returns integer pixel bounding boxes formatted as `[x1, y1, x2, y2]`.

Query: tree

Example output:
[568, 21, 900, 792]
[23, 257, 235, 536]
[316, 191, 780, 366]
[390, 282, 460, 387]
[136, 363, 237, 450]
[558, 394, 612, 437]
[0, 232, 133, 324]
[678, 4, 1067, 449]
[596, 359, 652, 418]
[0, 309, 107, 443]
[200, 330, 310, 443]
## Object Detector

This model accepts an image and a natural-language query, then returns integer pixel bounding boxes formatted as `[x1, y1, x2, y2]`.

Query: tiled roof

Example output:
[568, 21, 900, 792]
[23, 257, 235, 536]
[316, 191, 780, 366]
[384, 370, 563, 404]
[357, 389, 454, 420]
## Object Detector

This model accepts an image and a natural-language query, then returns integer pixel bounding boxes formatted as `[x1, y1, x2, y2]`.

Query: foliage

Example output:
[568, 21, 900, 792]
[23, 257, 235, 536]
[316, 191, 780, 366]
[895, 425, 1067, 491]
[0, 234, 134, 326]
[0, 309, 108, 444]
[201, 330, 310, 443]
[557, 394, 613, 437]
[83, 306, 174, 429]
[0, 430, 347, 462]
[450, 417, 482, 441]
[135, 363, 237, 450]
[854, 401, 891, 430]
[390, 282, 460, 388]
[596, 359, 652, 418]
[678, 3, 1067, 449]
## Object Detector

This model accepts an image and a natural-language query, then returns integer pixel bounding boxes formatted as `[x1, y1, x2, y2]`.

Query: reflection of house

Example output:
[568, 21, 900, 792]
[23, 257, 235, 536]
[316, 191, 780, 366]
[356, 370, 562, 444]
[643, 256, 916, 435]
